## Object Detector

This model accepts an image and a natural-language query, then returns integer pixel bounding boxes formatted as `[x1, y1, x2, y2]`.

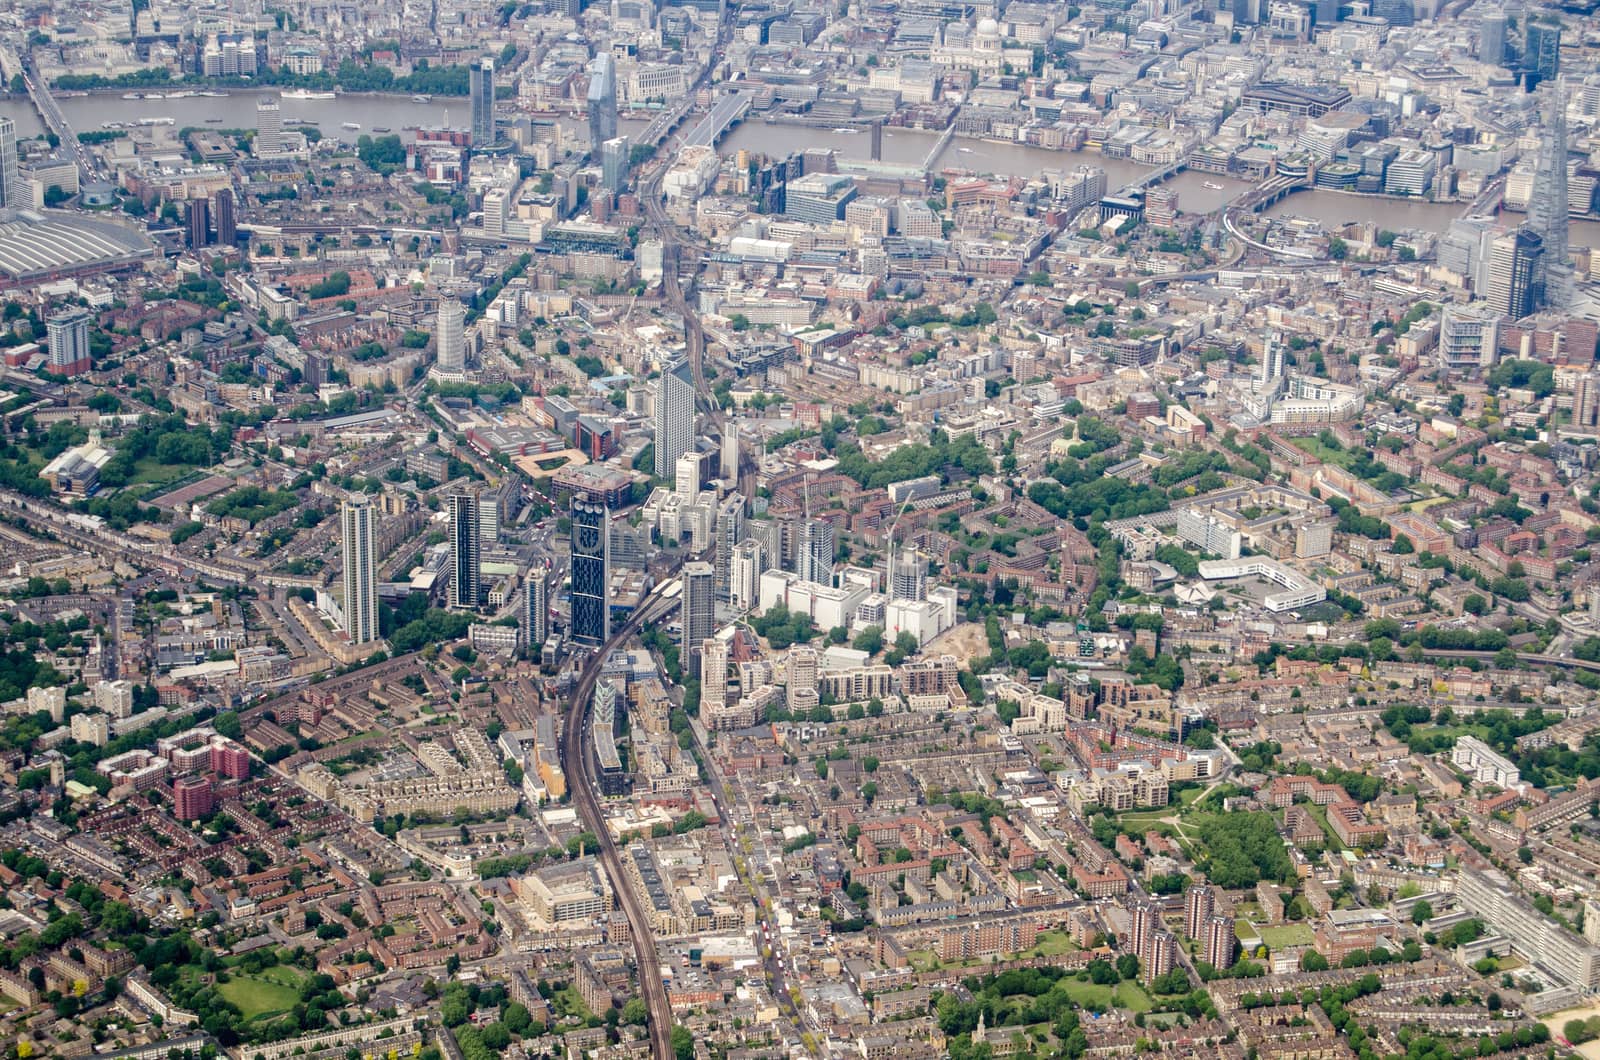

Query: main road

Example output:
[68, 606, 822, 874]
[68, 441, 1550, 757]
[8, 55, 99, 183]
[560, 589, 681, 1060]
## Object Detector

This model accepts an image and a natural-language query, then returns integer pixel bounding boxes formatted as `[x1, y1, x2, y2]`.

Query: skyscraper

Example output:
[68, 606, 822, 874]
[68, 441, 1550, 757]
[46, 308, 91, 376]
[675, 451, 703, 498]
[1480, 7, 1507, 64]
[341, 494, 379, 645]
[571, 501, 610, 645]
[654, 357, 696, 478]
[720, 424, 740, 481]
[449, 491, 482, 610]
[1184, 885, 1216, 940]
[1439, 304, 1501, 374]
[890, 550, 927, 602]
[800, 520, 835, 585]
[1203, 915, 1236, 971]
[187, 199, 209, 249]
[1370, 0, 1412, 25]
[436, 299, 466, 374]
[1528, 83, 1574, 312]
[524, 572, 549, 653]
[256, 98, 282, 155]
[1486, 228, 1542, 319]
[0, 117, 18, 209]
[1576, 374, 1600, 430]
[730, 538, 766, 613]
[1525, 22, 1560, 86]
[713, 495, 744, 602]
[1130, 900, 1157, 961]
[682, 561, 716, 674]
[587, 53, 618, 151]
[214, 188, 236, 245]
[701, 635, 729, 716]
[600, 135, 630, 193]
[1257, 334, 1285, 391]
[471, 58, 496, 147]
[1145, 931, 1177, 984]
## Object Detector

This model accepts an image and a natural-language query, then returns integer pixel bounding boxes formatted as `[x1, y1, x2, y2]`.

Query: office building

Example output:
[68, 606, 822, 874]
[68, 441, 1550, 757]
[1383, 149, 1437, 196]
[1439, 215, 1495, 290]
[800, 520, 835, 585]
[682, 561, 716, 674]
[1184, 885, 1216, 939]
[482, 187, 507, 235]
[341, 494, 380, 645]
[214, 189, 235, 245]
[571, 501, 610, 645]
[0, 117, 17, 208]
[1203, 915, 1236, 971]
[436, 299, 466, 374]
[713, 495, 744, 601]
[1485, 228, 1542, 320]
[654, 357, 696, 478]
[186, 199, 209, 249]
[525, 573, 549, 652]
[449, 491, 483, 610]
[46, 308, 92, 376]
[783, 173, 858, 225]
[587, 54, 618, 150]
[256, 98, 282, 155]
[1439, 304, 1500, 374]
[1370, 0, 1412, 25]
[675, 450, 703, 499]
[1525, 22, 1560, 86]
[600, 136, 630, 193]
[1480, 7, 1507, 63]
[471, 58, 496, 147]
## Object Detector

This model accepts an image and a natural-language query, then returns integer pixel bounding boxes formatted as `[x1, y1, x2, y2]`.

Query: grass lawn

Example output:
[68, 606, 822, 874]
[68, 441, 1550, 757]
[554, 985, 596, 1023]
[1302, 803, 1345, 852]
[907, 948, 938, 972]
[1024, 931, 1079, 958]
[1177, 786, 1207, 807]
[1057, 978, 1154, 1013]
[128, 456, 196, 487]
[1289, 436, 1357, 469]
[1258, 923, 1315, 948]
[219, 974, 300, 1020]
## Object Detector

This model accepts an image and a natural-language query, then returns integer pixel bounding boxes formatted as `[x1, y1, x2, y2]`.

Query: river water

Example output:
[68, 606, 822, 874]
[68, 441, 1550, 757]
[718, 119, 1252, 213]
[1263, 190, 1600, 248]
[6, 89, 1598, 248]
[0, 89, 641, 148]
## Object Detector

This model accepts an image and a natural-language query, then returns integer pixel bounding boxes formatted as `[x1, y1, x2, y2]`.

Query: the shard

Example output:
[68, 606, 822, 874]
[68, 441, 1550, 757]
[1528, 81, 1575, 312]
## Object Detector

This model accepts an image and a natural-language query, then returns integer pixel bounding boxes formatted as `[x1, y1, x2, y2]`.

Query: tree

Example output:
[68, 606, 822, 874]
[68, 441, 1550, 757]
[621, 998, 649, 1025]
[853, 625, 884, 655]
[1115, 953, 1139, 980]
[671, 1026, 694, 1060]
[1300, 950, 1329, 971]
[1410, 900, 1432, 925]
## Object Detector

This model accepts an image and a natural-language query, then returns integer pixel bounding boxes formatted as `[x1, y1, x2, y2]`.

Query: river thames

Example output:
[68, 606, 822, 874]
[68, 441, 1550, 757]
[4, 88, 1598, 247]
